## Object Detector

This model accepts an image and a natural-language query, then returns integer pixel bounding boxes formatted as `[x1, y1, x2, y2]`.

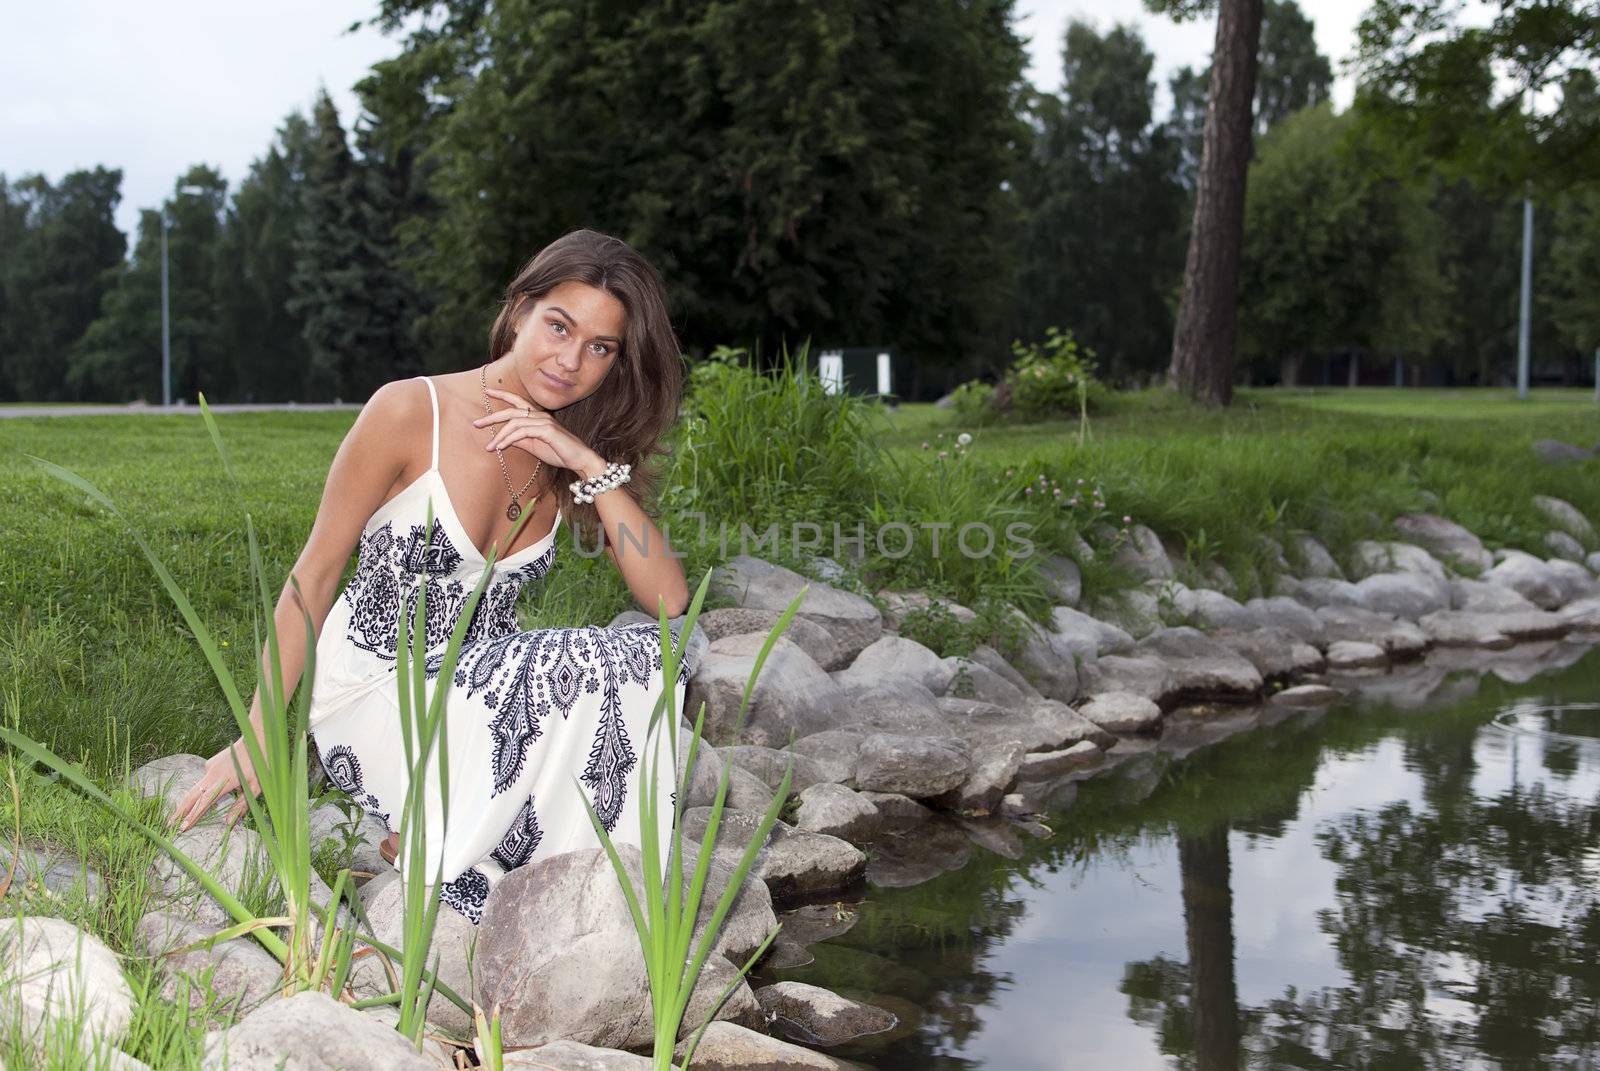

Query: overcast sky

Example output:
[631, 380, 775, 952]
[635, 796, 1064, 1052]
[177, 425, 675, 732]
[2, 0, 1372, 240]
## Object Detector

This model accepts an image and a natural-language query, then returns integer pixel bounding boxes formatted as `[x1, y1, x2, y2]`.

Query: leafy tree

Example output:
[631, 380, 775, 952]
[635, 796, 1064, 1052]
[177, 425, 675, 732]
[1148, 0, 1265, 406]
[359, 0, 1028, 372]
[0, 168, 126, 401]
[1015, 20, 1185, 379]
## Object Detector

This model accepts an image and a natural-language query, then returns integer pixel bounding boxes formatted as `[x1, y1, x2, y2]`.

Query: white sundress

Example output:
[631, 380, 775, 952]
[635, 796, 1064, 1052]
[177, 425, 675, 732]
[308, 376, 686, 923]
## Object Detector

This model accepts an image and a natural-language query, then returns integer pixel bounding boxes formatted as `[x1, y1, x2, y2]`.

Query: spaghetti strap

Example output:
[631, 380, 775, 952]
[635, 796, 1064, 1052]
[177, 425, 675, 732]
[417, 376, 440, 471]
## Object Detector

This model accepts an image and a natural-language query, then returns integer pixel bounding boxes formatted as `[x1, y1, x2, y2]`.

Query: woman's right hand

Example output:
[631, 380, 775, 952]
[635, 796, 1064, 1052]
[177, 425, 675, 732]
[170, 741, 262, 831]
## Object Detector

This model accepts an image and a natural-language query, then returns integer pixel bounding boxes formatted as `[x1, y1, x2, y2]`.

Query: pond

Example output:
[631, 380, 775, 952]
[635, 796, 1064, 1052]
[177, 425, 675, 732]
[767, 640, 1600, 1069]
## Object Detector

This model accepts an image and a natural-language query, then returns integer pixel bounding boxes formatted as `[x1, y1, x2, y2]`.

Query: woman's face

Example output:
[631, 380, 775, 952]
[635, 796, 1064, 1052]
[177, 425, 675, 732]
[508, 280, 626, 409]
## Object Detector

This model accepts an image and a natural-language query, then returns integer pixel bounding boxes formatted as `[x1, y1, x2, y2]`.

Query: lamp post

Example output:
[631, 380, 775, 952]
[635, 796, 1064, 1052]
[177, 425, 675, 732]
[160, 184, 208, 407]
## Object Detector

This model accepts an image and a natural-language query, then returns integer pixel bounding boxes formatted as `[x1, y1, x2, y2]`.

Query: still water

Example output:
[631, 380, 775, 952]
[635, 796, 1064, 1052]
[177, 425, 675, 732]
[772, 642, 1600, 1069]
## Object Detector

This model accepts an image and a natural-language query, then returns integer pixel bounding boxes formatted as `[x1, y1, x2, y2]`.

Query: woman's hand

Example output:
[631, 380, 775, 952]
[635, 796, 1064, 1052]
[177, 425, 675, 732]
[170, 741, 261, 831]
[474, 388, 606, 476]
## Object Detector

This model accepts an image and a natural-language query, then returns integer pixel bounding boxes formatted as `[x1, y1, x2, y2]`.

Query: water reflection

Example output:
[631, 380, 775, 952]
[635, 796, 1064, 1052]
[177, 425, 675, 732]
[772, 644, 1600, 1069]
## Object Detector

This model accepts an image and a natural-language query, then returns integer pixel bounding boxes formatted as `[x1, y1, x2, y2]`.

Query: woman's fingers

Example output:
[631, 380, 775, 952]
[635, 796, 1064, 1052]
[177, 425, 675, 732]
[225, 795, 250, 828]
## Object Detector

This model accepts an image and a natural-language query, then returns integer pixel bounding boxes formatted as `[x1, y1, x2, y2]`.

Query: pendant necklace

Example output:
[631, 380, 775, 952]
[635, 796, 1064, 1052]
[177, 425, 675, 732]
[480, 364, 542, 521]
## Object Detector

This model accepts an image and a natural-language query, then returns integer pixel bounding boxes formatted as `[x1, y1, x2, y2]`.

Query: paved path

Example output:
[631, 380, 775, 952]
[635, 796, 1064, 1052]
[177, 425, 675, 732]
[0, 404, 361, 419]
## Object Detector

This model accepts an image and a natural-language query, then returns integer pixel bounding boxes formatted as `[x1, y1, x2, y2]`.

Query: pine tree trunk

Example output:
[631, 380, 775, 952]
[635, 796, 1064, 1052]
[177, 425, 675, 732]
[1168, 0, 1263, 407]
[1180, 825, 1241, 1071]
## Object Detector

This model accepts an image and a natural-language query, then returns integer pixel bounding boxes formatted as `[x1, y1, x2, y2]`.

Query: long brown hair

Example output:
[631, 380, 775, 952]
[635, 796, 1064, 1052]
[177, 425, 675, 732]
[487, 230, 682, 544]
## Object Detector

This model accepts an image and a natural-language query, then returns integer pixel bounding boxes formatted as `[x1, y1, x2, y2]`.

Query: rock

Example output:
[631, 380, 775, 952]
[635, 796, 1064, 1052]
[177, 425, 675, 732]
[934, 742, 1026, 813]
[756, 981, 897, 1048]
[502, 1041, 653, 1069]
[1418, 610, 1513, 649]
[1326, 640, 1388, 670]
[1289, 533, 1345, 578]
[710, 556, 882, 662]
[0, 916, 133, 1062]
[308, 801, 389, 880]
[0, 842, 102, 903]
[1534, 494, 1597, 544]
[864, 819, 971, 888]
[1351, 572, 1449, 619]
[1136, 627, 1263, 702]
[1349, 541, 1448, 585]
[1589, 551, 1600, 575]
[1113, 524, 1175, 581]
[1209, 628, 1325, 680]
[1017, 741, 1103, 779]
[965, 645, 1040, 699]
[1483, 551, 1566, 609]
[1316, 605, 1429, 658]
[1080, 654, 1176, 706]
[873, 591, 977, 631]
[1007, 612, 1080, 703]
[675, 1021, 854, 1070]
[1560, 596, 1600, 630]
[150, 822, 333, 932]
[936, 697, 1105, 752]
[1548, 558, 1600, 603]
[938, 656, 1027, 707]
[792, 783, 881, 840]
[688, 636, 845, 747]
[698, 609, 850, 671]
[1291, 577, 1365, 609]
[1046, 607, 1134, 660]
[1039, 555, 1083, 606]
[721, 745, 832, 795]
[359, 869, 480, 1035]
[832, 635, 952, 695]
[1095, 590, 1162, 639]
[128, 754, 208, 805]
[856, 792, 936, 821]
[476, 846, 769, 1051]
[682, 954, 764, 1036]
[1270, 684, 1342, 707]
[1076, 692, 1163, 733]
[786, 731, 865, 785]
[853, 734, 968, 798]
[1450, 578, 1540, 613]
[1393, 515, 1494, 573]
[1533, 439, 1596, 465]
[1547, 530, 1588, 562]
[1188, 589, 1261, 631]
[681, 810, 867, 904]
[204, 990, 436, 1070]
[134, 909, 281, 1023]
[1497, 610, 1572, 642]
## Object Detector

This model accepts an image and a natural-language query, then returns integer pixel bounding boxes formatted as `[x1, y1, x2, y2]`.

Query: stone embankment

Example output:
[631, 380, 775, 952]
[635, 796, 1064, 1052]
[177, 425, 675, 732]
[9, 501, 1600, 1069]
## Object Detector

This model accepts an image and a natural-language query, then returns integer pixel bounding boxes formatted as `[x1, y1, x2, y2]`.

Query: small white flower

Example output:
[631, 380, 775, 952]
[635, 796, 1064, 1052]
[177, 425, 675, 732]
[956, 432, 972, 447]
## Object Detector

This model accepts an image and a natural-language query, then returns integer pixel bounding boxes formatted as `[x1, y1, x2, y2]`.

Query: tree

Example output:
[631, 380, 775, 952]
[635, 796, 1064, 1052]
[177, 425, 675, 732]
[0, 168, 126, 401]
[359, 0, 1029, 371]
[1015, 21, 1186, 379]
[1149, 0, 1265, 406]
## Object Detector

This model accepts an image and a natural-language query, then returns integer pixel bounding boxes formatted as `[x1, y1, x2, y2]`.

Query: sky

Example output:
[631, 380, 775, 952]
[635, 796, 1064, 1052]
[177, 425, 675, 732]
[1, 1, 1374, 240]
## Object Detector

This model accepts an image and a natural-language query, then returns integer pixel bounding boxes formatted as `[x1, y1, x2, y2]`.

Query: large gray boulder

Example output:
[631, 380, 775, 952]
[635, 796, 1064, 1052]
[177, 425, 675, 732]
[1007, 612, 1081, 703]
[1076, 692, 1162, 734]
[1349, 541, 1448, 585]
[721, 745, 832, 795]
[1326, 640, 1388, 670]
[1393, 515, 1493, 573]
[0, 916, 133, 1064]
[1315, 605, 1429, 658]
[681, 809, 866, 903]
[308, 800, 389, 880]
[1483, 550, 1567, 609]
[1039, 555, 1083, 606]
[853, 734, 969, 798]
[1418, 610, 1514, 649]
[966, 645, 1041, 699]
[1080, 655, 1177, 706]
[1548, 558, 1600, 603]
[1291, 577, 1365, 609]
[675, 1021, 856, 1070]
[1113, 525, 1175, 581]
[1046, 607, 1134, 661]
[135, 909, 281, 1024]
[358, 865, 482, 1035]
[831, 680, 949, 737]
[696, 608, 850, 671]
[204, 990, 436, 1070]
[791, 783, 882, 840]
[1351, 572, 1449, 620]
[475, 846, 762, 1050]
[936, 696, 1107, 752]
[934, 741, 1027, 813]
[755, 981, 898, 1048]
[939, 656, 1028, 708]
[503, 1042, 652, 1069]
[688, 635, 844, 747]
[1496, 610, 1571, 642]
[1534, 495, 1597, 544]
[1589, 551, 1600, 575]
[150, 823, 333, 933]
[1136, 628, 1264, 702]
[1450, 578, 1540, 613]
[710, 556, 882, 661]
[1546, 531, 1588, 562]
[1094, 590, 1163, 639]
[1209, 628, 1325, 680]
[1188, 589, 1262, 631]
[785, 731, 865, 785]
[832, 635, 952, 695]
[1289, 533, 1345, 578]
[1560, 597, 1600, 630]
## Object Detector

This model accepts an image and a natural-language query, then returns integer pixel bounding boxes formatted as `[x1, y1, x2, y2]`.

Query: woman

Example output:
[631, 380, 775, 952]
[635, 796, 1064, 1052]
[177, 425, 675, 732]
[172, 230, 692, 922]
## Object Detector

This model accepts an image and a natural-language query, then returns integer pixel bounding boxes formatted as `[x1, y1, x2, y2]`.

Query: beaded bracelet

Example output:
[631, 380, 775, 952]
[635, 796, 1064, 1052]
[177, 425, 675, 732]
[571, 461, 632, 504]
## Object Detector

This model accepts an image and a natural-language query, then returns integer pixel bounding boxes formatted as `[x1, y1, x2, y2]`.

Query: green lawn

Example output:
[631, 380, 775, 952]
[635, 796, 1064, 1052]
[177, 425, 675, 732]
[2, 387, 1597, 770]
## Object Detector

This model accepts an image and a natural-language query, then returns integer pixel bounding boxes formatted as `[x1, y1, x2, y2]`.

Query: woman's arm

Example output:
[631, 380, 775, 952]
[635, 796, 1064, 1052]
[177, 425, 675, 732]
[170, 381, 424, 830]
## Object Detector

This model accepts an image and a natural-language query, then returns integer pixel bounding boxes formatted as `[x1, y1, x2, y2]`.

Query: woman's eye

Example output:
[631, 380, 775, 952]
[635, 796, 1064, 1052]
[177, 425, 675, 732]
[590, 343, 612, 357]
[549, 321, 568, 336]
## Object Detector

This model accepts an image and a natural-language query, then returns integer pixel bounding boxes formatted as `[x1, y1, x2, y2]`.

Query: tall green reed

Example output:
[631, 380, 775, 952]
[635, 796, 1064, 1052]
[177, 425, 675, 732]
[582, 570, 801, 1070]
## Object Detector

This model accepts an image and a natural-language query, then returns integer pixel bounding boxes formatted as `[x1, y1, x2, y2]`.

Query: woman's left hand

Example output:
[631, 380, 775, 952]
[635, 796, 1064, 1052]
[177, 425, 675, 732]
[474, 388, 603, 475]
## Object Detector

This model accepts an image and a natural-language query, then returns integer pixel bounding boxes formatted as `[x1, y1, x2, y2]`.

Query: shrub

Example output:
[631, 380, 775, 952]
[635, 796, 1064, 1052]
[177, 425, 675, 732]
[947, 380, 998, 425]
[1003, 327, 1106, 422]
